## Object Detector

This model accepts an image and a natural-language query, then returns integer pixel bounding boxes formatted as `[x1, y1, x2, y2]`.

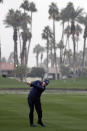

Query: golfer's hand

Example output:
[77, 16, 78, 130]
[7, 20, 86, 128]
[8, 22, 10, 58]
[27, 82, 31, 86]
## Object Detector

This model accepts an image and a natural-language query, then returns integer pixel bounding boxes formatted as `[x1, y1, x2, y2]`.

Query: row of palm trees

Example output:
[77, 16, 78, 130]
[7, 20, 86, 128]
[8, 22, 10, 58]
[1, 1, 87, 79]
[3, 0, 37, 68]
[33, 2, 87, 79]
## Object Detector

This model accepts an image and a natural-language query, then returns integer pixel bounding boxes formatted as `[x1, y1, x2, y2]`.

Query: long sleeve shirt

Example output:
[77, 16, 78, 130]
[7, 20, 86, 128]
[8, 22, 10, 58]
[29, 80, 46, 100]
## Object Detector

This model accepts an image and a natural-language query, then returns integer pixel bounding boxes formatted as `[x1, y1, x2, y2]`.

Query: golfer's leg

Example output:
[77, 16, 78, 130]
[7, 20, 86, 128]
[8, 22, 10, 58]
[35, 100, 42, 123]
[28, 100, 34, 125]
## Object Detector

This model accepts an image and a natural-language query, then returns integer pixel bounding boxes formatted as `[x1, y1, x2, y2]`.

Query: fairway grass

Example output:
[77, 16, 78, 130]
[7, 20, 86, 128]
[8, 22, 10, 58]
[0, 94, 87, 131]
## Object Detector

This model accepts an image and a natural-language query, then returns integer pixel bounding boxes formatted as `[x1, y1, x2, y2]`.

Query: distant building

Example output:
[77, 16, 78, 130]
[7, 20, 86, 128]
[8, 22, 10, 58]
[0, 62, 14, 77]
[44, 67, 60, 80]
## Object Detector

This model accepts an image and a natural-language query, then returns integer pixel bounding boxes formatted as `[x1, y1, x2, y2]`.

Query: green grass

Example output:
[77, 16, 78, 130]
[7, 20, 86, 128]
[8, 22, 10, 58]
[48, 77, 87, 89]
[0, 77, 27, 88]
[0, 76, 87, 89]
[0, 94, 87, 131]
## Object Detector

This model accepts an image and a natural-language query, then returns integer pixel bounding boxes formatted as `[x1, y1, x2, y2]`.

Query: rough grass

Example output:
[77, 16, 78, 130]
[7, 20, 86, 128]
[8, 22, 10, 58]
[0, 76, 87, 89]
[0, 94, 87, 131]
[0, 77, 27, 88]
[48, 77, 87, 89]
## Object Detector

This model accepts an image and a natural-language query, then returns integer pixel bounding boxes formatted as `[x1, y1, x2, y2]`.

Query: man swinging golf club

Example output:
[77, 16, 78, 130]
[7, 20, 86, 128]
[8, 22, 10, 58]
[27, 79, 49, 127]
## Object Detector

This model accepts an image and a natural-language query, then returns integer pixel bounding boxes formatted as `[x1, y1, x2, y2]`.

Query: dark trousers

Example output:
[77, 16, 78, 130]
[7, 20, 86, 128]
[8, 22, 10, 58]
[28, 98, 42, 125]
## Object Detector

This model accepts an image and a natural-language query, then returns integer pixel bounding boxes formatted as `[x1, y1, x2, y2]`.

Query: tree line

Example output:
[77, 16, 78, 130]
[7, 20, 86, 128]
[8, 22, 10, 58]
[33, 2, 87, 79]
[1, 0, 87, 80]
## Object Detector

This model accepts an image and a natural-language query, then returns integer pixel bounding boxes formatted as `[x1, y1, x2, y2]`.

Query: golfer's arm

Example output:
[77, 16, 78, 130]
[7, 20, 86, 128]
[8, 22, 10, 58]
[31, 81, 45, 91]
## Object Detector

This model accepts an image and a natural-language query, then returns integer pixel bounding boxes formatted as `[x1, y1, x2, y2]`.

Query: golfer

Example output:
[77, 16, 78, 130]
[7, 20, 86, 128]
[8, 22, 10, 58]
[27, 79, 49, 127]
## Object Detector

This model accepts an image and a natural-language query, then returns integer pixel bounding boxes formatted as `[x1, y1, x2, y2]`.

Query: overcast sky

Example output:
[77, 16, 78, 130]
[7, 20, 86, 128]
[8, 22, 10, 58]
[0, 0, 87, 67]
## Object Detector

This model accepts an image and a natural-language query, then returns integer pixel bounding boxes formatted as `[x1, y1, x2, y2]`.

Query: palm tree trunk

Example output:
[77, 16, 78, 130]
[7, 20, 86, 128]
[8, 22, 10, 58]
[21, 40, 26, 65]
[30, 12, 32, 33]
[60, 49, 62, 64]
[18, 29, 22, 61]
[53, 20, 58, 80]
[67, 20, 70, 49]
[51, 48, 54, 68]
[25, 12, 32, 67]
[26, 38, 31, 66]
[77, 36, 79, 53]
[62, 22, 64, 43]
[36, 53, 39, 67]
[14, 41, 18, 68]
[64, 36, 68, 64]
[72, 34, 76, 77]
[83, 38, 86, 67]
[18, 29, 22, 64]
[62, 22, 65, 63]
[13, 28, 18, 68]
[68, 36, 70, 50]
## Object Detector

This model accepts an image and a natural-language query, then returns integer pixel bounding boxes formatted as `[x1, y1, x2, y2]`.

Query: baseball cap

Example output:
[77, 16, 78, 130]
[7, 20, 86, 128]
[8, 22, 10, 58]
[44, 79, 49, 85]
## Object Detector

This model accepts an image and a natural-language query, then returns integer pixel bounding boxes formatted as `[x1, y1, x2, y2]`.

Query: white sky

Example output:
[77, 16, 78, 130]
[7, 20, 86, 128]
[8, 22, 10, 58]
[0, 0, 87, 67]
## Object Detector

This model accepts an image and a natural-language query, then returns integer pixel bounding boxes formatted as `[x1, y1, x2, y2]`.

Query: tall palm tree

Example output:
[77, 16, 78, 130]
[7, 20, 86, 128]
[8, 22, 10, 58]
[48, 2, 59, 80]
[64, 2, 75, 30]
[20, 12, 31, 65]
[4, 9, 22, 68]
[42, 26, 52, 77]
[60, 8, 68, 44]
[33, 44, 44, 67]
[20, 1, 37, 66]
[21, 28, 29, 65]
[78, 15, 87, 67]
[29, 2, 37, 32]
[26, 2, 37, 67]
[20, 0, 29, 13]
[69, 4, 83, 75]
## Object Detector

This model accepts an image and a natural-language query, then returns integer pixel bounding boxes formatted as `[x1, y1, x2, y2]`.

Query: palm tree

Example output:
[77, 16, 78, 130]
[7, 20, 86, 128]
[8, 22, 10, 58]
[64, 25, 71, 50]
[21, 28, 29, 65]
[20, 1, 37, 66]
[20, 0, 29, 13]
[42, 26, 53, 77]
[78, 15, 87, 67]
[60, 8, 68, 44]
[57, 40, 64, 64]
[4, 9, 22, 68]
[33, 44, 44, 67]
[20, 12, 31, 65]
[69, 4, 83, 76]
[26, 2, 37, 66]
[29, 2, 37, 32]
[75, 24, 82, 52]
[26, 31, 32, 66]
[64, 49, 72, 65]
[48, 2, 59, 80]
[49, 36, 55, 68]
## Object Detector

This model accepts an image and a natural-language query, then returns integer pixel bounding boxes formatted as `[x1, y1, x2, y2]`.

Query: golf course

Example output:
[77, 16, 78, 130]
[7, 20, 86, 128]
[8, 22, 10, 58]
[0, 77, 87, 131]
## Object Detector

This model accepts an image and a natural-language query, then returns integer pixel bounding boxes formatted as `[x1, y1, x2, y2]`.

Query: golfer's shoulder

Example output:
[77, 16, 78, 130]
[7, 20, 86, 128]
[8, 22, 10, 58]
[35, 80, 42, 84]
